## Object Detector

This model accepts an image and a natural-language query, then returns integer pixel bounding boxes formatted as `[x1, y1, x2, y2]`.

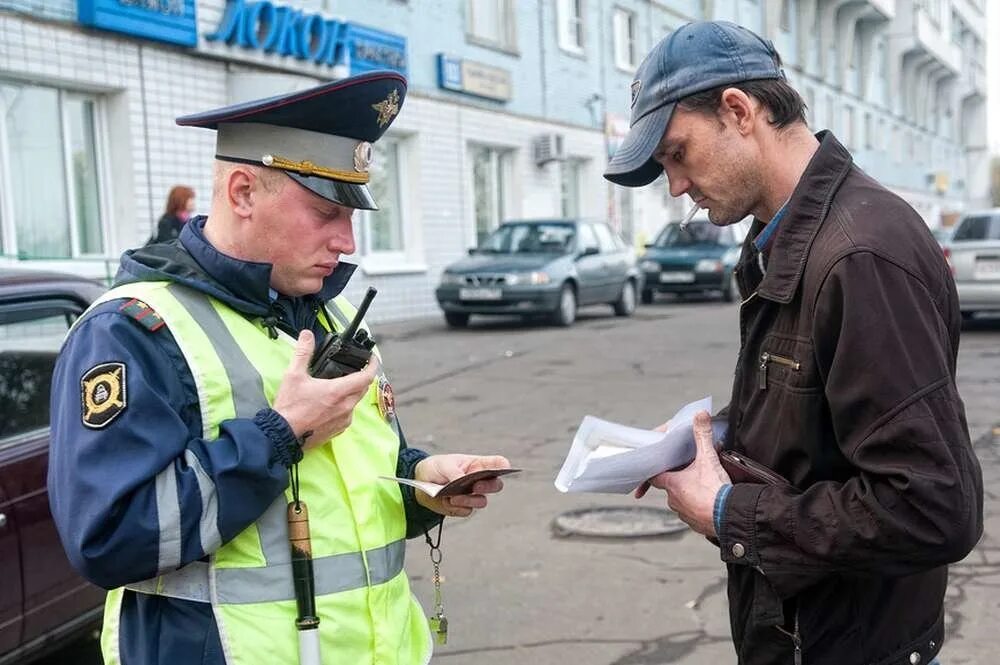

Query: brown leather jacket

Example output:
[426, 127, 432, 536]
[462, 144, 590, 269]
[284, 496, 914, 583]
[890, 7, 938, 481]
[718, 132, 983, 665]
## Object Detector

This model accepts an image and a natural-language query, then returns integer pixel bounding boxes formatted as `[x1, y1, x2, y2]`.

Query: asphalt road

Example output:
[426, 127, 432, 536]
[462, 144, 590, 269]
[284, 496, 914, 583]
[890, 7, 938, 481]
[41, 298, 1000, 665]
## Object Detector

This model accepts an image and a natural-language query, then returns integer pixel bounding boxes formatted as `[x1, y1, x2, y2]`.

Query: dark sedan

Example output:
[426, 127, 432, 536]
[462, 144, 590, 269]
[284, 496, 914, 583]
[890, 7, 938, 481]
[1, 269, 106, 665]
[639, 221, 742, 303]
[435, 219, 642, 327]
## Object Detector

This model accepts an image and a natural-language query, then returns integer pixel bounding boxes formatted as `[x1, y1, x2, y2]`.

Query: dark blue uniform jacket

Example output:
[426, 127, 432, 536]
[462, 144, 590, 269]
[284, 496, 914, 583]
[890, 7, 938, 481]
[47, 217, 441, 664]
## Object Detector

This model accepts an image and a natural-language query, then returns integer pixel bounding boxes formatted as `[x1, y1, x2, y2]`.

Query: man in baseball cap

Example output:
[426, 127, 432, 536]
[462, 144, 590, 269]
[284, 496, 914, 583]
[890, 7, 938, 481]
[623, 21, 980, 665]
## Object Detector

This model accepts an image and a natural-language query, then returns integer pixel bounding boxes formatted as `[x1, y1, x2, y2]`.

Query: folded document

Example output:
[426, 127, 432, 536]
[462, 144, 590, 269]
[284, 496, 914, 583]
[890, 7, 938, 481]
[554, 396, 727, 494]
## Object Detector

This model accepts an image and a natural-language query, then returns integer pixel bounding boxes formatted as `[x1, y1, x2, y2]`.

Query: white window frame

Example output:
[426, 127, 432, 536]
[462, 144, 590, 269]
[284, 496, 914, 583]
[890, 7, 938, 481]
[802, 86, 815, 126]
[779, 0, 792, 32]
[559, 158, 585, 219]
[843, 103, 855, 150]
[556, 0, 585, 55]
[352, 135, 425, 275]
[467, 0, 518, 52]
[0, 83, 113, 261]
[469, 143, 513, 246]
[612, 8, 636, 71]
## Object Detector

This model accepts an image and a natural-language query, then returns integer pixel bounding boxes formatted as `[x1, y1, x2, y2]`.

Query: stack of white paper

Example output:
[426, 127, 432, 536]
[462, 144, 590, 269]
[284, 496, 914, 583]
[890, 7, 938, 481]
[554, 396, 728, 494]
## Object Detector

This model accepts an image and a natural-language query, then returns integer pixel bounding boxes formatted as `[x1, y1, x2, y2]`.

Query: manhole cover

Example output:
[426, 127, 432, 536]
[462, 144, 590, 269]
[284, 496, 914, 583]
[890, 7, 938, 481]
[552, 506, 687, 538]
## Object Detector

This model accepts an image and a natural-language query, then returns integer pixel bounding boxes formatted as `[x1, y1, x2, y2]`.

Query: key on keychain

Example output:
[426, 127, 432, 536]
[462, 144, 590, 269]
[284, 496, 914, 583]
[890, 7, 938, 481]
[429, 612, 449, 644]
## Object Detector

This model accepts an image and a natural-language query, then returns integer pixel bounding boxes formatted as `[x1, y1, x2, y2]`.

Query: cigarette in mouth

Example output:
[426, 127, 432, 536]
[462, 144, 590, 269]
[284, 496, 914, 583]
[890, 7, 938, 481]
[679, 203, 700, 230]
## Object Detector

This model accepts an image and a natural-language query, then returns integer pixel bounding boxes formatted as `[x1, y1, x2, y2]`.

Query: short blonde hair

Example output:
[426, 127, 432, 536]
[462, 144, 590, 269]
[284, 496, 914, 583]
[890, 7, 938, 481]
[211, 161, 286, 200]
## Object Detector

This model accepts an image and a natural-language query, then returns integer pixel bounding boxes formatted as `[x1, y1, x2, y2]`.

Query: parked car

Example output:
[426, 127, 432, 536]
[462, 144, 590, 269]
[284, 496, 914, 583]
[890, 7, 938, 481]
[435, 219, 642, 327]
[639, 220, 743, 303]
[0, 269, 106, 665]
[944, 209, 1000, 319]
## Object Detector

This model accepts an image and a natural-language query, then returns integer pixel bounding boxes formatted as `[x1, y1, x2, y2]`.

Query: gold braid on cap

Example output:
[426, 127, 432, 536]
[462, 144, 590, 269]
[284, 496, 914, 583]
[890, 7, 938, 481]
[261, 154, 370, 184]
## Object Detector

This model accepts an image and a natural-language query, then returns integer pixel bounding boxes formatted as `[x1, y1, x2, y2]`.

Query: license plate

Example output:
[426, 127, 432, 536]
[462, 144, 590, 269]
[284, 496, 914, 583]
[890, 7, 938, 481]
[660, 271, 695, 284]
[459, 287, 502, 300]
[974, 258, 1000, 280]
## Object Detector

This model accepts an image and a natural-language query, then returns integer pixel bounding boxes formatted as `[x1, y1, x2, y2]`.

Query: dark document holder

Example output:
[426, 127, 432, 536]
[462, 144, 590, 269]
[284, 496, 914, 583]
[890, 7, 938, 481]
[719, 450, 799, 492]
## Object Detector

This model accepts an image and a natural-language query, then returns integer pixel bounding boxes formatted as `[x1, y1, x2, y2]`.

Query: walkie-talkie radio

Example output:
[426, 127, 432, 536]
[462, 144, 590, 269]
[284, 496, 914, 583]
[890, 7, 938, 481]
[308, 287, 378, 379]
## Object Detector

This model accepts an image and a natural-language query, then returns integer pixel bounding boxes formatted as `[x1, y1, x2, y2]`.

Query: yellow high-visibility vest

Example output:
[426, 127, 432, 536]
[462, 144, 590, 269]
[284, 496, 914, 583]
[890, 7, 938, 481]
[87, 281, 431, 665]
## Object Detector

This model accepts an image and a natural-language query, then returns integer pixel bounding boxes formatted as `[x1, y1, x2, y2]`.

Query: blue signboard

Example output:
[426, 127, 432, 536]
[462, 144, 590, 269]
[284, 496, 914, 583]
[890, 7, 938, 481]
[78, 0, 198, 47]
[205, 0, 407, 77]
[344, 22, 406, 76]
[438, 54, 463, 92]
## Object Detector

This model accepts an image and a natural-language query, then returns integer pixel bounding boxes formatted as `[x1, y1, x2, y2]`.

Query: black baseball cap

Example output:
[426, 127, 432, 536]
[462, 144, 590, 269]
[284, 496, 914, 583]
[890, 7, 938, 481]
[604, 21, 784, 188]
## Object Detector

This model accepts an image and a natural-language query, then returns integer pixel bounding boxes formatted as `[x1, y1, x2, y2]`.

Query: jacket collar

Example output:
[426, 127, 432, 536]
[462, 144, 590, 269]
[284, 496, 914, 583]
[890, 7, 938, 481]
[117, 216, 356, 315]
[750, 130, 854, 304]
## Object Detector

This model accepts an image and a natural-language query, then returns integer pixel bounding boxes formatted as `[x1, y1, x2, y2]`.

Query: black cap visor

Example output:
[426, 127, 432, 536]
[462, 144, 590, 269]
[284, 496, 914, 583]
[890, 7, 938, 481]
[603, 102, 675, 187]
[286, 172, 378, 211]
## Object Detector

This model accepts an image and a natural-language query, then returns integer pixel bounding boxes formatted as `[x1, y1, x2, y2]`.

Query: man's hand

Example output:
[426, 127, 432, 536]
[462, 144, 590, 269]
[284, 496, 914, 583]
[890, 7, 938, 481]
[640, 411, 730, 537]
[634, 418, 671, 499]
[414, 454, 511, 517]
[272, 329, 379, 448]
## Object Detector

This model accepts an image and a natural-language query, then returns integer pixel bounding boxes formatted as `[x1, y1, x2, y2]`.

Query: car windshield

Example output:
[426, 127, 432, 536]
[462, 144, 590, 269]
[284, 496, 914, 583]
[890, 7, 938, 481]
[652, 222, 729, 247]
[479, 223, 576, 254]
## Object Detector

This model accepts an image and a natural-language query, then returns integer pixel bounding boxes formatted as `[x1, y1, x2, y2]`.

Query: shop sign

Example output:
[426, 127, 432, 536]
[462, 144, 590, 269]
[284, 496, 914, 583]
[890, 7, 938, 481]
[206, 0, 406, 76]
[78, 0, 198, 47]
[437, 54, 511, 102]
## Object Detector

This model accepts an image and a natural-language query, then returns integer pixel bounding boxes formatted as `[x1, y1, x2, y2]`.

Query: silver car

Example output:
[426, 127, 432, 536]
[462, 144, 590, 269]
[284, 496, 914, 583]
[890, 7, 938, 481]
[946, 209, 1000, 319]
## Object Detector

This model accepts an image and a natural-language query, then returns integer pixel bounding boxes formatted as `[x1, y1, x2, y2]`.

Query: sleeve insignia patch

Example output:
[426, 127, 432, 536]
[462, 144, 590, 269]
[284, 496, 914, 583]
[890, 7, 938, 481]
[81, 362, 127, 429]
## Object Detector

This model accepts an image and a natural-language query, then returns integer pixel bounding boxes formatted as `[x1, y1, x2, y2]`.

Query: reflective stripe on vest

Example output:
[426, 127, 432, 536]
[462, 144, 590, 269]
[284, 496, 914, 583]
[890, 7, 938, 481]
[126, 539, 405, 604]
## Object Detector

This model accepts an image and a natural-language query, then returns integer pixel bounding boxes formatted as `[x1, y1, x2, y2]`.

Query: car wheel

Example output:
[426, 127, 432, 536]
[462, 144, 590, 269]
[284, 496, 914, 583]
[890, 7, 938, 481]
[613, 280, 637, 316]
[641, 288, 654, 305]
[721, 271, 738, 303]
[551, 284, 577, 326]
[444, 312, 470, 328]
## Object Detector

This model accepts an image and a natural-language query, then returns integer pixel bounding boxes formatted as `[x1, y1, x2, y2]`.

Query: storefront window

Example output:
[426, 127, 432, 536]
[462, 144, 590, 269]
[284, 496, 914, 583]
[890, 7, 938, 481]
[560, 159, 582, 219]
[359, 138, 405, 255]
[471, 145, 509, 246]
[0, 81, 106, 259]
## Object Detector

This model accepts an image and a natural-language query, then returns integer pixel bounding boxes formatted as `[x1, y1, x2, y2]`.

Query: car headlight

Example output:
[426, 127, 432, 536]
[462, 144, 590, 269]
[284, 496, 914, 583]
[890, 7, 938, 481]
[695, 259, 723, 273]
[440, 272, 464, 285]
[639, 260, 660, 273]
[505, 271, 550, 285]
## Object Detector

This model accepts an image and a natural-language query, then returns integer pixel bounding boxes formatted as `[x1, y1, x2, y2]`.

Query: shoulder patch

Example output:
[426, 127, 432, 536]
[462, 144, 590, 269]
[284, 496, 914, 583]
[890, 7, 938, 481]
[81, 362, 127, 429]
[119, 298, 166, 332]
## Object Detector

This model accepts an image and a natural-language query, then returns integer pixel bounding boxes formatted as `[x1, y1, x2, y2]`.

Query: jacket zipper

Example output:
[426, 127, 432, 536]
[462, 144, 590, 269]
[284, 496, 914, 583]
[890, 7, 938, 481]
[758, 352, 801, 390]
[774, 608, 802, 665]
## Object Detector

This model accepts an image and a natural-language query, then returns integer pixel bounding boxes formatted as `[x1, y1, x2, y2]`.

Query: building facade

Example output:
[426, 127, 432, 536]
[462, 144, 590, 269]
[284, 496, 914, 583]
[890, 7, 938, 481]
[0, 0, 990, 321]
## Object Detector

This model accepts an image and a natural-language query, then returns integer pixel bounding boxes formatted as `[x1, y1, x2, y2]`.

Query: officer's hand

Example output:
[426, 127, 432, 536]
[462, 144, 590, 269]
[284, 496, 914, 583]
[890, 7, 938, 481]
[272, 329, 379, 449]
[413, 454, 511, 517]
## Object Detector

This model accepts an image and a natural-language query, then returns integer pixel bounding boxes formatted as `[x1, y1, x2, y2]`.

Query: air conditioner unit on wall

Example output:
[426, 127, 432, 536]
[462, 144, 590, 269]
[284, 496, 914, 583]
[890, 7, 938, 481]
[533, 133, 566, 166]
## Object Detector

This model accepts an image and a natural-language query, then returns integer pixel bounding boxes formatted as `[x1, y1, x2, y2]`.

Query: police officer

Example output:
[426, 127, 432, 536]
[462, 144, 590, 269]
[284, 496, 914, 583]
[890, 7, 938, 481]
[48, 71, 510, 665]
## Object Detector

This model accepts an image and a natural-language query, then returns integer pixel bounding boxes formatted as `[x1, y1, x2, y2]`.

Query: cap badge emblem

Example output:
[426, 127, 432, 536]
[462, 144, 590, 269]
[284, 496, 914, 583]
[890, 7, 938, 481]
[630, 80, 642, 108]
[372, 89, 400, 128]
[354, 142, 373, 173]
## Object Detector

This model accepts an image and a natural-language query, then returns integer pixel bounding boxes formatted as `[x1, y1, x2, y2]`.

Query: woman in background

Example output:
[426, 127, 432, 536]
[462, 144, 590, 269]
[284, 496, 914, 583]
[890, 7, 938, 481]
[150, 185, 195, 244]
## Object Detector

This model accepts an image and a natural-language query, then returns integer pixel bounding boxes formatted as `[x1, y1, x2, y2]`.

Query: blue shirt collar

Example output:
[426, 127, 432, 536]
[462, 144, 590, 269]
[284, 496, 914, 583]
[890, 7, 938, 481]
[752, 201, 790, 252]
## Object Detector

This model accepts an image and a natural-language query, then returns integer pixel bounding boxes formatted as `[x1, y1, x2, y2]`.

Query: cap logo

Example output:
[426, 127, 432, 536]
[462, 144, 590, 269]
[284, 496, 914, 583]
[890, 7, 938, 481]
[354, 142, 373, 173]
[372, 89, 400, 128]
[630, 80, 642, 108]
